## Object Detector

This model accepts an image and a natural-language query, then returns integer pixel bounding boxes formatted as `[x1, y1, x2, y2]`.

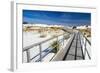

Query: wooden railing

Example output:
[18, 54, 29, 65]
[79, 32, 91, 59]
[23, 32, 70, 62]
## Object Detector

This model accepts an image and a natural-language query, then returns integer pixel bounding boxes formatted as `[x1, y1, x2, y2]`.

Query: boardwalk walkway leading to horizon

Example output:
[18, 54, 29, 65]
[63, 31, 85, 60]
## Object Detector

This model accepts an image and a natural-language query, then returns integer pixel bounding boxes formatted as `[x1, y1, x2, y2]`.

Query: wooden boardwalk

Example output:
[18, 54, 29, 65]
[63, 31, 85, 60]
[23, 30, 91, 62]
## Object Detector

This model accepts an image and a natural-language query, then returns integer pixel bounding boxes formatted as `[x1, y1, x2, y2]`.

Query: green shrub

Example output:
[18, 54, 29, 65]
[51, 40, 60, 53]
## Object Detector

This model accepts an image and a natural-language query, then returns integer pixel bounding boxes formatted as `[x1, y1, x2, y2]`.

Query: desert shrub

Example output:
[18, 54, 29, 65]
[87, 34, 91, 37]
[51, 40, 60, 53]
[40, 34, 46, 38]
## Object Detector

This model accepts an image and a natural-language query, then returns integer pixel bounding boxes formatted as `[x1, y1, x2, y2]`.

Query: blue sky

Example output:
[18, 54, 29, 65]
[23, 10, 91, 26]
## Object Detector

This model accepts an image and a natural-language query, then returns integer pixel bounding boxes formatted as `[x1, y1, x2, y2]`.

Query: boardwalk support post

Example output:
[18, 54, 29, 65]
[39, 44, 42, 62]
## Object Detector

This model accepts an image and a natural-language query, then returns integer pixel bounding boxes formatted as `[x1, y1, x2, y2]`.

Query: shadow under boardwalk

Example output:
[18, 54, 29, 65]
[63, 31, 84, 60]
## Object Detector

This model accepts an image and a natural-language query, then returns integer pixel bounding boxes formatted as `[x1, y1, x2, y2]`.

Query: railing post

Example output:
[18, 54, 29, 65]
[26, 49, 30, 63]
[85, 38, 87, 50]
[84, 37, 91, 59]
[83, 36, 86, 59]
[39, 44, 42, 62]
[85, 38, 87, 53]
[63, 34, 64, 46]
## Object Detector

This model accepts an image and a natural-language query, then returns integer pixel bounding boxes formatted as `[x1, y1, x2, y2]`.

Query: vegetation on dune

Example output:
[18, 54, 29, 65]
[78, 28, 91, 37]
[39, 34, 47, 38]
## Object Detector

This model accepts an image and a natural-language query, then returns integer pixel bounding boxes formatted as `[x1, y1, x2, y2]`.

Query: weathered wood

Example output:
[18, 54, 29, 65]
[26, 50, 30, 63]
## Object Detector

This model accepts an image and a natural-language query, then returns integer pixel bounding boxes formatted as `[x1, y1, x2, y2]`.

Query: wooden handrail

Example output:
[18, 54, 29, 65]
[79, 31, 91, 59]
[23, 33, 67, 51]
[79, 31, 91, 45]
